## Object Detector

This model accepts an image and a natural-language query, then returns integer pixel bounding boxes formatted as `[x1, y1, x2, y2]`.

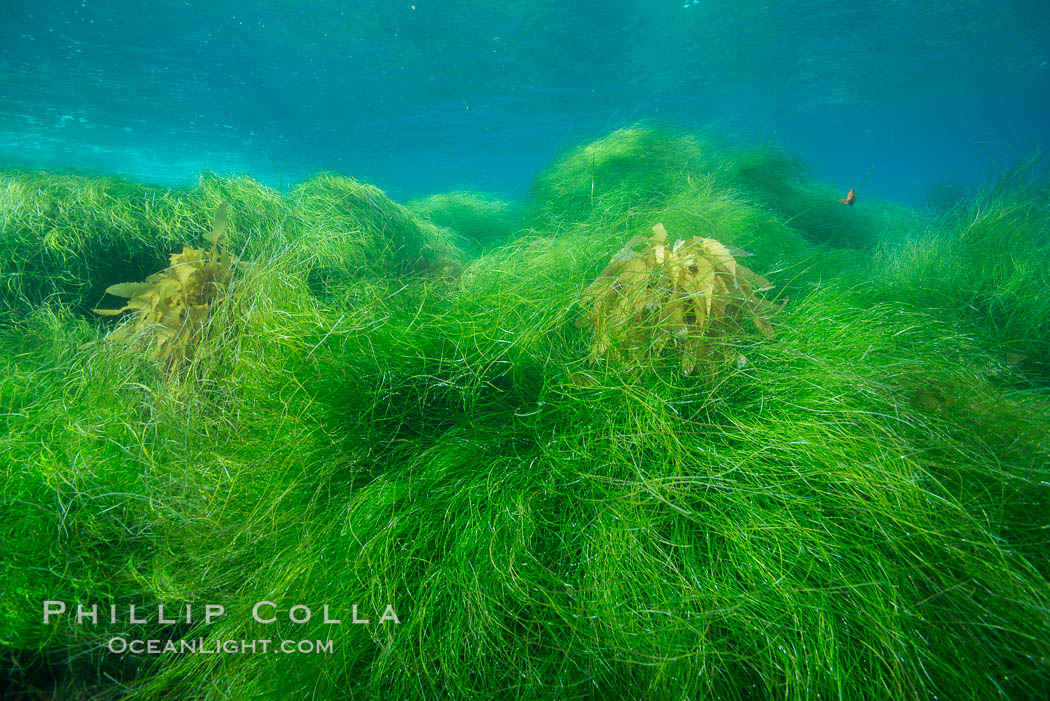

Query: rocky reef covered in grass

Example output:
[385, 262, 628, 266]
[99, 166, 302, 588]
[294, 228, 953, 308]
[2, 126, 1048, 699]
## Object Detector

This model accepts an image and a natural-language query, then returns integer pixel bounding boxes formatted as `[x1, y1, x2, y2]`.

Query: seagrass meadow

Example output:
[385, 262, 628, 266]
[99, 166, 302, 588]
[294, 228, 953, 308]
[2, 126, 1049, 699]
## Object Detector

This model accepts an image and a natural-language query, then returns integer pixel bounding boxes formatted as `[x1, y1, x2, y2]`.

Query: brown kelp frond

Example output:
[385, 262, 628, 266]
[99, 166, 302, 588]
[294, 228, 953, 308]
[92, 203, 237, 372]
[577, 222, 781, 374]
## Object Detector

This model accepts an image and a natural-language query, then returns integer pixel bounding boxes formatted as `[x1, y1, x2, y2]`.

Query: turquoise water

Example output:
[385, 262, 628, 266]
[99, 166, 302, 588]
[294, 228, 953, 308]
[2, 0, 1048, 204]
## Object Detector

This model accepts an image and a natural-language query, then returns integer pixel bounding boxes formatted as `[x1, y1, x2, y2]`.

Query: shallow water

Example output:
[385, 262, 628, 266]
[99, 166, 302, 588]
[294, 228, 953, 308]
[2, 0, 1048, 205]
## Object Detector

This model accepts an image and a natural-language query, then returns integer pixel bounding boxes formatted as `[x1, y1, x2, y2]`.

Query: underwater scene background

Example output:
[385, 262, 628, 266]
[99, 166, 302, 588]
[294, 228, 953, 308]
[2, 1, 1050, 699]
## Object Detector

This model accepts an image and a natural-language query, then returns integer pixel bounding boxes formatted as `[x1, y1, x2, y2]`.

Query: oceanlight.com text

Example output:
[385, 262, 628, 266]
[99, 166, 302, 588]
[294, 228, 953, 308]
[107, 637, 334, 655]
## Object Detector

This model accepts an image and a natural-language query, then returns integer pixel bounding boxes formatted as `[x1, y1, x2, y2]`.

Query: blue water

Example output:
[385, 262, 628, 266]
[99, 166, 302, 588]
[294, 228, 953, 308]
[2, 0, 1048, 207]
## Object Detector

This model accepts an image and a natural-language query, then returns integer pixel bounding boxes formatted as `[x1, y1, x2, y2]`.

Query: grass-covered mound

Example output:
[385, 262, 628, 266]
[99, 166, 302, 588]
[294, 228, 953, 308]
[407, 190, 522, 252]
[528, 125, 921, 252]
[527, 126, 874, 303]
[0, 169, 465, 321]
[876, 157, 1050, 379]
[3, 132, 1050, 699]
[716, 146, 924, 248]
[529, 126, 711, 230]
[0, 171, 282, 320]
[288, 173, 469, 289]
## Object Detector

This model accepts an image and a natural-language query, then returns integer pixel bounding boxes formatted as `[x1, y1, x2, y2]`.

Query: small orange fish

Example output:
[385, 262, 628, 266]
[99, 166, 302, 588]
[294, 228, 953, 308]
[839, 188, 856, 206]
